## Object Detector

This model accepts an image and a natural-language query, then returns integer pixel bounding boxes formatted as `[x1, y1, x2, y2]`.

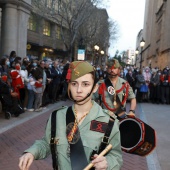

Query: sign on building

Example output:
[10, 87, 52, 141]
[77, 49, 85, 60]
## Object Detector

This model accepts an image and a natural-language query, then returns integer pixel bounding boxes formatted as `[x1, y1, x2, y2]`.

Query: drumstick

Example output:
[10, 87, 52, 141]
[83, 144, 112, 170]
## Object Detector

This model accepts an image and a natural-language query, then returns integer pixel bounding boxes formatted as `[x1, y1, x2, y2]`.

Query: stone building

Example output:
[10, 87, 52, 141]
[0, 0, 32, 58]
[0, 0, 109, 62]
[136, 0, 170, 69]
[0, 0, 68, 60]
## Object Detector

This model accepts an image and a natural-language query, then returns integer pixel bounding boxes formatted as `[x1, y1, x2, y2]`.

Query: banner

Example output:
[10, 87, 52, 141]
[77, 49, 85, 60]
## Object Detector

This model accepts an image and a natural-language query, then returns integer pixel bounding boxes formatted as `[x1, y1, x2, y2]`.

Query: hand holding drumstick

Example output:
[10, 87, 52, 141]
[84, 144, 112, 170]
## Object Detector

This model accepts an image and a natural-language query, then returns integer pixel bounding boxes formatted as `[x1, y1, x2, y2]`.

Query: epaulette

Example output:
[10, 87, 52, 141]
[103, 109, 117, 120]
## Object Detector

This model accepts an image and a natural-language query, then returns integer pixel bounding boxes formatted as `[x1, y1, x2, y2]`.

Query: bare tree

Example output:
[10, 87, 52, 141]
[78, 7, 118, 53]
[32, 0, 104, 61]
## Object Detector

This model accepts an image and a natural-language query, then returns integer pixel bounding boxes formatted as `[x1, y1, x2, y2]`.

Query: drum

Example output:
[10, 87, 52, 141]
[119, 116, 156, 156]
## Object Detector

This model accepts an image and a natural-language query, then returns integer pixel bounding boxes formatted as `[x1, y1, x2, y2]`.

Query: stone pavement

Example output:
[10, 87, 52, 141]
[0, 100, 166, 170]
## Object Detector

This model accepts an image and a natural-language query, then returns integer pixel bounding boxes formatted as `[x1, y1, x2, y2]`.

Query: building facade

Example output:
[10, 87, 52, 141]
[0, 0, 32, 58]
[0, 0, 109, 62]
[136, 0, 170, 69]
[0, 0, 68, 60]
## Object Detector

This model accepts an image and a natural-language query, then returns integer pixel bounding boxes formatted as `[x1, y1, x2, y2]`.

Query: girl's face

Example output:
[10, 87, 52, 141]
[38, 78, 43, 83]
[69, 73, 98, 103]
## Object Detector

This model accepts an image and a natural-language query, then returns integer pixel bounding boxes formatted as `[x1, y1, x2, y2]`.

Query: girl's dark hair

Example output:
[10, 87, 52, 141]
[0, 58, 7, 65]
[10, 51, 16, 57]
[90, 71, 98, 84]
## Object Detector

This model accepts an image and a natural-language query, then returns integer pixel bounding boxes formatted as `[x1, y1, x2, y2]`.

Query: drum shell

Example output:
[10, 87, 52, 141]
[119, 117, 156, 156]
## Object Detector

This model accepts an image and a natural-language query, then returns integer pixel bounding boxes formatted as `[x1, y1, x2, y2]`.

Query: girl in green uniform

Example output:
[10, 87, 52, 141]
[19, 61, 123, 170]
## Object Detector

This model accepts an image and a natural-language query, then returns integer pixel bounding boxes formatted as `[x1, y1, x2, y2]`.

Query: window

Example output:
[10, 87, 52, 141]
[45, 0, 61, 14]
[46, 0, 52, 8]
[56, 26, 61, 39]
[156, 20, 162, 41]
[28, 15, 37, 32]
[43, 20, 51, 36]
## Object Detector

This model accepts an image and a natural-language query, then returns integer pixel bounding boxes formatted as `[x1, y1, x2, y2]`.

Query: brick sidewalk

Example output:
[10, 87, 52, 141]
[0, 102, 148, 170]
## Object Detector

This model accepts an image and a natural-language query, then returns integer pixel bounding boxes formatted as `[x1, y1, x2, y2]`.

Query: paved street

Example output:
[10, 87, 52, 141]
[0, 100, 169, 170]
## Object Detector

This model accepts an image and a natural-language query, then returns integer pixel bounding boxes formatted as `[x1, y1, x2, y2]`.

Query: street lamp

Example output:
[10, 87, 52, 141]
[131, 55, 134, 65]
[135, 48, 139, 66]
[94, 45, 99, 51]
[94, 45, 99, 65]
[100, 50, 105, 65]
[100, 50, 104, 55]
[140, 38, 145, 69]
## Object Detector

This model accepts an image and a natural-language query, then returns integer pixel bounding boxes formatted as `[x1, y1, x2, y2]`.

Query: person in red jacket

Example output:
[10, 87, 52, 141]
[10, 64, 24, 99]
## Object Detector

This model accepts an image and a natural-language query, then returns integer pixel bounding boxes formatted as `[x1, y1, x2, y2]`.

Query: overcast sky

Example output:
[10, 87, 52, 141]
[106, 0, 146, 56]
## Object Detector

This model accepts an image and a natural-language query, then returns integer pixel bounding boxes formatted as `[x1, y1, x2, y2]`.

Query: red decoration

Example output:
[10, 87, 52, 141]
[34, 81, 42, 88]
[66, 68, 72, 81]
[10, 70, 24, 98]
[1, 75, 7, 82]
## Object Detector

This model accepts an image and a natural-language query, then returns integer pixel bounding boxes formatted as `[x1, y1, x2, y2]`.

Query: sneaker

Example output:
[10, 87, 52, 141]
[27, 109, 34, 112]
[24, 107, 27, 111]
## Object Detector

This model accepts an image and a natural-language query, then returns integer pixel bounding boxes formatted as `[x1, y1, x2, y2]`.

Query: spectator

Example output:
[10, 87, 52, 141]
[160, 68, 170, 104]
[143, 67, 151, 102]
[60, 62, 69, 101]
[9, 51, 16, 68]
[51, 61, 61, 103]
[0, 72, 22, 117]
[44, 61, 53, 105]
[126, 69, 136, 92]
[0, 57, 11, 84]
[96, 65, 105, 80]
[32, 76, 43, 112]
[10, 63, 24, 99]
[37, 60, 47, 107]
[26, 68, 36, 111]
[135, 70, 145, 102]
[149, 69, 160, 104]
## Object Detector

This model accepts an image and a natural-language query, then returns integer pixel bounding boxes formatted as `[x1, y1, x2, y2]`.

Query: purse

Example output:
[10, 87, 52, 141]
[140, 84, 148, 92]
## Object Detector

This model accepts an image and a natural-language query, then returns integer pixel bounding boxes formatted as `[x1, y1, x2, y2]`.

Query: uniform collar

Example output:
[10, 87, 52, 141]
[77, 101, 106, 129]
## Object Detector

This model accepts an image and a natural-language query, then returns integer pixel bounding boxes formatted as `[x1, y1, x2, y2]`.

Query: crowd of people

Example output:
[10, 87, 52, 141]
[122, 65, 170, 104]
[0, 53, 157, 169]
[92, 63, 170, 104]
[0, 51, 70, 118]
[0, 50, 170, 119]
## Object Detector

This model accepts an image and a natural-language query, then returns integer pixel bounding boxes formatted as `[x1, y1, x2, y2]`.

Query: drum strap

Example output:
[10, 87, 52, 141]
[66, 106, 88, 170]
[90, 116, 115, 169]
[50, 110, 59, 170]
[98, 117, 115, 154]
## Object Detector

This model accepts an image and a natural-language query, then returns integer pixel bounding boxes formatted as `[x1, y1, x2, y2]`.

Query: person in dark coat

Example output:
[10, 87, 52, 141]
[135, 70, 145, 102]
[160, 68, 170, 104]
[44, 61, 53, 104]
[126, 69, 136, 92]
[149, 69, 160, 103]
[60, 63, 69, 101]
[50, 61, 62, 103]
[0, 73, 22, 117]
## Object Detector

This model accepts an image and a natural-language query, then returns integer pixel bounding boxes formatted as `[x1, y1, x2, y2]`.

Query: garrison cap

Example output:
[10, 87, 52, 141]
[107, 59, 121, 69]
[66, 61, 95, 81]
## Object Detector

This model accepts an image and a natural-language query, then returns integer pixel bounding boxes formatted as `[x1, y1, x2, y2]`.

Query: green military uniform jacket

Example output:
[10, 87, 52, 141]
[25, 101, 123, 170]
[94, 77, 135, 110]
